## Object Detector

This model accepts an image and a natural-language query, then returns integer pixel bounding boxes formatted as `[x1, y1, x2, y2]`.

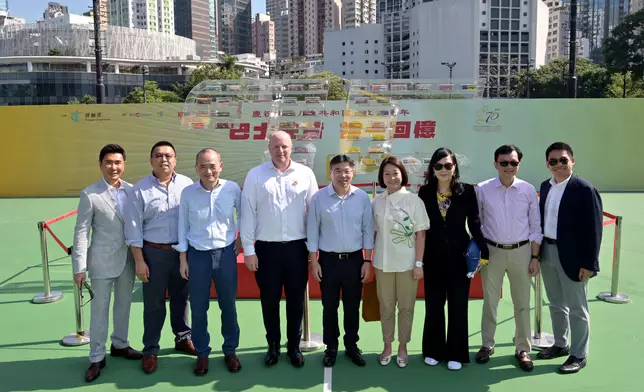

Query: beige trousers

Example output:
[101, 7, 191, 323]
[374, 268, 419, 344]
[480, 244, 532, 352]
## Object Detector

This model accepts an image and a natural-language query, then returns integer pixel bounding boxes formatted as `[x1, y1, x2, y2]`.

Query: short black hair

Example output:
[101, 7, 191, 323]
[329, 154, 355, 169]
[545, 142, 574, 160]
[377, 156, 409, 188]
[150, 141, 176, 158]
[99, 144, 126, 162]
[494, 144, 523, 161]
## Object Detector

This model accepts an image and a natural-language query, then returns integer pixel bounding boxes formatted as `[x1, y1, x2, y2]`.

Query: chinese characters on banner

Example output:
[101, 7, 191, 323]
[228, 122, 325, 140]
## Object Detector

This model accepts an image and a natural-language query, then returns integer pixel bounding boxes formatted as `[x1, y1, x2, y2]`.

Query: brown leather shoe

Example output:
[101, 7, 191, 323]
[85, 358, 106, 382]
[475, 347, 494, 364]
[225, 354, 242, 373]
[110, 345, 143, 360]
[142, 354, 158, 374]
[194, 357, 209, 376]
[516, 351, 534, 372]
[175, 339, 196, 355]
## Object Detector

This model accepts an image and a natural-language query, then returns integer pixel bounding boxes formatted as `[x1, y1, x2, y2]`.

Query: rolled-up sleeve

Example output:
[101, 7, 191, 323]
[124, 188, 144, 248]
[412, 196, 430, 232]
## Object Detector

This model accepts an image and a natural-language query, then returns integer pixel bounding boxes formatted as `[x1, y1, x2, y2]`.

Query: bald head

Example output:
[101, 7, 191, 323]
[268, 131, 292, 170]
[195, 148, 223, 189]
[195, 148, 220, 164]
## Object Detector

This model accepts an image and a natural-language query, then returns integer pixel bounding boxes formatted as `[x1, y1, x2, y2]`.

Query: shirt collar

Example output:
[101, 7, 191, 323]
[494, 176, 517, 189]
[151, 172, 176, 184]
[199, 179, 225, 192]
[327, 184, 357, 198]
[102, 177, 123, 191]
[549, 173, 572, 188]
[384, 186, 409, 205]
[267, 159, 295, 174]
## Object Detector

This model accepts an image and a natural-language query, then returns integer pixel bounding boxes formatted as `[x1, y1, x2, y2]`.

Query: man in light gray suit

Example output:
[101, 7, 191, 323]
[72, 144, 143, 383]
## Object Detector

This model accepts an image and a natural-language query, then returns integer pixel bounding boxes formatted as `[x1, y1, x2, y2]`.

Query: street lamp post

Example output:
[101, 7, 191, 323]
[142, 65, 149, 103]
[526, 58, 535, 98]
[441, 61, 456, 85]
[91, 0, 105, 103]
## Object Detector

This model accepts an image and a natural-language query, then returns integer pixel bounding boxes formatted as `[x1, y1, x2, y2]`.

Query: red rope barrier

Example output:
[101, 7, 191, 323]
[44, 210, 78, 227]
[603, 218, 617, 227]
[44, 224, 71, 254]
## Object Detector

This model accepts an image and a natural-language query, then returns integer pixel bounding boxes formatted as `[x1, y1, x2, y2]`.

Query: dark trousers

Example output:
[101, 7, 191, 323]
[319, 250, 363, 352]
[255, 239, 309, 353]
[142, 244, 191, 355]
[422, 255, 471, 363]
[188, 244, 240, 358]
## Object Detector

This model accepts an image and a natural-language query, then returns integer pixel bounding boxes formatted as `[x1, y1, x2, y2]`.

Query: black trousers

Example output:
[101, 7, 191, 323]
[318, 250, 363, 352]
[254, 239, 309, 353]
[422, 255, 471, 364]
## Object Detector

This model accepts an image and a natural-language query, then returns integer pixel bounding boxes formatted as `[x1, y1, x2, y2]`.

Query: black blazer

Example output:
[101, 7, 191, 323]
[418, 183, 489, 265]
[539, 174, 603, 282]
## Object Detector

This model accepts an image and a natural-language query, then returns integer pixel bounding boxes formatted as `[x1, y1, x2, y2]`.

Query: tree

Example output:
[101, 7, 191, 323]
[298, 71, 347, 101]
[48, 48, 61, 56]
[510, 57, 612, 98]
[68, 95, 97, 104]
[173, 58, 243, 100]
[603, 9, 644, 97]
[605, 72, 644, 98]
[123, 81, 182, 103]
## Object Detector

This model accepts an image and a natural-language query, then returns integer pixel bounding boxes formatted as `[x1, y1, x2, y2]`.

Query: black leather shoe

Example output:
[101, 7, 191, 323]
[264, 343, 280, 366]
[537, 345, 570, 360]
[85, 358, 106, 382]
[288, 349, 305, 368]
[559, 356, 587, 374]
[323, 349, 337, 367]
[345, 349, 366, 367]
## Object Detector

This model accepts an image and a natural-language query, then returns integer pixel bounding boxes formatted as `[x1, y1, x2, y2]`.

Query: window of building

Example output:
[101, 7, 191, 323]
[365, 70, 369, 74]
[375, 60, 379, 64]
[491, 20, 499, 29]
[491, 8, 499, 18]
[375, 70, 378, 74]
[342, 52, 345, 56]
[501, 0, 509, 6]
[342, 42, 345, 46]
[502, 9, 509, 18]
[365, 60, 369, 64]
[512, 0, 520, 6]
[365, 50, 369, 54]
[501, 20, 509, 29]
[365, 40, 368, 44]
[512, 20, 519, 29]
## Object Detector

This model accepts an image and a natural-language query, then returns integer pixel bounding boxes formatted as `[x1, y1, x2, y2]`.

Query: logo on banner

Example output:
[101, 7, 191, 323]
[474, 106, 502, 132]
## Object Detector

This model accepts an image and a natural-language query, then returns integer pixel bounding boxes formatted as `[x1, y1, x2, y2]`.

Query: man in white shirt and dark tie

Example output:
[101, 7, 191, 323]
[537, 142, 603, 374]
[475, 144, 542, 372]
[240, 131, 319, 368]
[175, 149, 242, 376]
[307, 155, 374, 368]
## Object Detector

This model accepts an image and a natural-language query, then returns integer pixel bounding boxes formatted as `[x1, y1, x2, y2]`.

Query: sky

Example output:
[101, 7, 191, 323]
[10, 0, 266, 22]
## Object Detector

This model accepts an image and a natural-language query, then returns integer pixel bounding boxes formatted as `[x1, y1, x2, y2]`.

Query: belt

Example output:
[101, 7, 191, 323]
[544, 237, 557, 245]
[144, 240, 178, 251]
[485, 239, 529, 250]
[319, 250, 362, 260]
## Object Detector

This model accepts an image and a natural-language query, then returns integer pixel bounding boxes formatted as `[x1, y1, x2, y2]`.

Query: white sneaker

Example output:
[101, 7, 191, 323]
[447, 361, 462, 370]
[424, 357, 439, 366]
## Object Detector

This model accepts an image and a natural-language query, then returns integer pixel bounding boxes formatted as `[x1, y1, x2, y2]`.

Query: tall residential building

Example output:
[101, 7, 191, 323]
[219, 0, 252, 54]
[175, 0, 213, 59]
[343, 0, 376, 28]
[323, 23, 385, 78]
[289, 0, 329, 57]
[378, 0, 411, 79]
[43, 2, 69, 19]
[109, 0, 175, 34]
[0, 0, 8, 13]
[83, 1, 110, 25]
[632, 0, 644, 12]
[267, 0, 291, 59]
[252, 13, 275, 58]
[326, 0, 342, 31]
[546, 4, 590, 62]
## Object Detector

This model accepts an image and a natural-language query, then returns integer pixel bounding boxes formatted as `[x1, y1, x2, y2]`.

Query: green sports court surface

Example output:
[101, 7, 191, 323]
[0, 193, 642, 391]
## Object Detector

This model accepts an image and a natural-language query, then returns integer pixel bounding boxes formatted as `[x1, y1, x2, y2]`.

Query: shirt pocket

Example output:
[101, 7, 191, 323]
[214, 193, 236, 226]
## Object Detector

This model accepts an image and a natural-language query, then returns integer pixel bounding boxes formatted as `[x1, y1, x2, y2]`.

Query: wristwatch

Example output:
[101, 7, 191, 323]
[415, 261, 424, 268]
[531, 255, 540, 261]
[363, 259, 371, 264]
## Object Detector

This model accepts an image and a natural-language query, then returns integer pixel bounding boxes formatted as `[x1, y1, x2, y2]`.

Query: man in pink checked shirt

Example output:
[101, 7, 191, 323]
[474, 144, 542, 372]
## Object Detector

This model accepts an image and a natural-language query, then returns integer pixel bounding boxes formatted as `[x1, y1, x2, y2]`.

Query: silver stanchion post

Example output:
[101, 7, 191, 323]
[299, 283, 324, 352]
[531, 271, 554, 350]
[372, 181, 377, 199]
[61, 284, 90, 346]
[32, 221, 63, 304]
[597, 215, 630, 304]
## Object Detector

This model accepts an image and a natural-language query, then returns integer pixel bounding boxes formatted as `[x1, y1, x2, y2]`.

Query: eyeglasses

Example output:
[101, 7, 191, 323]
[80, 282, 95, 308]
[154, 153, 175, 160]
[548, 157, 569, 166]
[433, 163, 454, 171]
[498, 161, 519, 167]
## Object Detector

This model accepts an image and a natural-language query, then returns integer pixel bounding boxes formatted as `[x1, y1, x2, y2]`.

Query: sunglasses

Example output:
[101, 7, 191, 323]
[498, 161, 519, 167]
[80, 282, 95, 308]
[548, 157, 569, 166]
[433, 163, 454, 171]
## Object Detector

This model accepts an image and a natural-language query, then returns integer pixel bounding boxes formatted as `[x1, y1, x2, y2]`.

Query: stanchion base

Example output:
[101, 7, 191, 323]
[530, 331, 555, 351]
[32, 291, 64, 304]
[299, 333, 324, 352]
[597, 291, 630, 304]
[61, 331, 90, 346]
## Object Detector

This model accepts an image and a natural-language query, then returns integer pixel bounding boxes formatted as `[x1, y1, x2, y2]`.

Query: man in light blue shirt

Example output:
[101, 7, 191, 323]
[124, 141, 195, 374]
[175, 148, 242, 376]
[307, 154, 374, 368]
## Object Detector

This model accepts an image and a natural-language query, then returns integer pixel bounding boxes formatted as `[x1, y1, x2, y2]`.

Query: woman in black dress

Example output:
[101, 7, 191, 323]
[418, 147, 489, 371]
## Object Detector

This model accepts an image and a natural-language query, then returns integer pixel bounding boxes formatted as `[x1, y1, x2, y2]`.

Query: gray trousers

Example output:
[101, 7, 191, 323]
[89, 261, 136, 363]
[540, 243, 590, 358]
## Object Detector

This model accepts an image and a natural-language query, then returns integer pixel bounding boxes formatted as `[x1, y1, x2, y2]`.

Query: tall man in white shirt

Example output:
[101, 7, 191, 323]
[537, 142, 603, 374]
[307, 155, 374, 368]
[241, 131, 319, 368]
[72, 144, 142, 383]
[475, 144, 542, 372]
[176, 149, 242, 376]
